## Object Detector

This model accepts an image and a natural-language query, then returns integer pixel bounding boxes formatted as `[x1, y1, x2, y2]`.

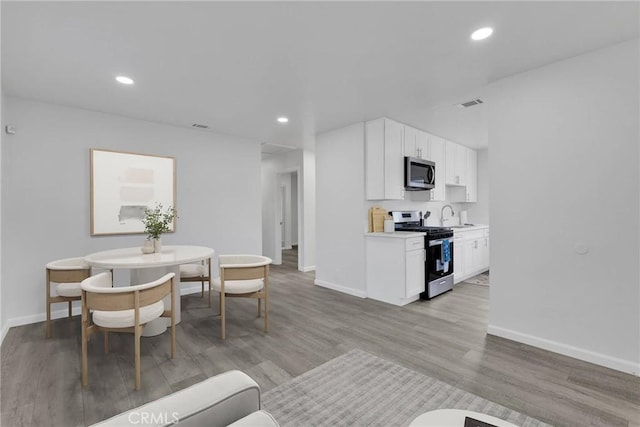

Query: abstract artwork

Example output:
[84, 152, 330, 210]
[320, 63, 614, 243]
[90, 149, 176, 236]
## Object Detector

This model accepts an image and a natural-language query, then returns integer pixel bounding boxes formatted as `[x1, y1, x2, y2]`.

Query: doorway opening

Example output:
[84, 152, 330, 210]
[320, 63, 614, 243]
[276, 170, 299, 270]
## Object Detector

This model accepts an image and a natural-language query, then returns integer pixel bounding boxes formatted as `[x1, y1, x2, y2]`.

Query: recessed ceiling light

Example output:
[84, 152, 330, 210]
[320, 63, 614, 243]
[115, 75, 134, 85]
[471, 27, 493, 41]
[277, 117, 289, 123]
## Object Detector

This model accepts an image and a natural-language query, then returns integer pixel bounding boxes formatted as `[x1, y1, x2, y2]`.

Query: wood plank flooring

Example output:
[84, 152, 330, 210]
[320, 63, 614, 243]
[1, 247, 639, 426]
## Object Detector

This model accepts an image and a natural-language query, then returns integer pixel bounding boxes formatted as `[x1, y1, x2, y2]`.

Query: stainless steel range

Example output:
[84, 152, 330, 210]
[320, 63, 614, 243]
[390, 211, 454, 299]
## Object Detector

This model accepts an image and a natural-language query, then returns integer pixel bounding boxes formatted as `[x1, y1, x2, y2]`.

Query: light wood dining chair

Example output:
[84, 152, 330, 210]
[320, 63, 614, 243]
[80, 272, 176, 391]
[45, 257, 92, 338]
[212, 255, 272, 340]
[179, 257, 212, 306]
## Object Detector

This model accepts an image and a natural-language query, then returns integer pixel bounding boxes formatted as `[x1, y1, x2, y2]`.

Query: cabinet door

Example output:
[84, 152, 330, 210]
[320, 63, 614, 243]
[405, 249, 426, 297]
[403, 125, 417, 158]
[416, 130, 429, 159]
[445, 140, 456, 185]
[453, 240, 464, 283]
[469, 239, 483, 272]
[428, 135, 446, 201]
[455, 144, 467, 185]
[465, 148, 477, 202]
[384, 119, 404, 200]
[481, 237, 490, 269]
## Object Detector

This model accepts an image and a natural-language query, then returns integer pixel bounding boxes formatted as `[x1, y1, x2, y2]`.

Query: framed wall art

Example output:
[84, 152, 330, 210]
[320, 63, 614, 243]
[90, 149, 176, 236]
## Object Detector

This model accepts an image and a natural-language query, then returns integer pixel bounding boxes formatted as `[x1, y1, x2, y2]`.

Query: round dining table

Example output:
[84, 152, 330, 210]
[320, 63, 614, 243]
[85, 245, 215, 336]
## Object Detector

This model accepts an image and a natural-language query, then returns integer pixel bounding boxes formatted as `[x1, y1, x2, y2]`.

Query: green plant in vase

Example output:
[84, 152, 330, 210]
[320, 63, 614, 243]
[142, 203, 177, 252]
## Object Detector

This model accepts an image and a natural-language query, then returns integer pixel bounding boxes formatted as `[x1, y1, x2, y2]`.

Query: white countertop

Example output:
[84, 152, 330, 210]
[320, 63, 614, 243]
[365, 231, 426, 239]
[85, 245, 214, 269]
[451, 224, 489, 233]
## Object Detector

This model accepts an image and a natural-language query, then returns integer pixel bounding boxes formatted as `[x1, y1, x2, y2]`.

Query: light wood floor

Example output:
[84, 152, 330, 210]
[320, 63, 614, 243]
[2, 248, 639, 426]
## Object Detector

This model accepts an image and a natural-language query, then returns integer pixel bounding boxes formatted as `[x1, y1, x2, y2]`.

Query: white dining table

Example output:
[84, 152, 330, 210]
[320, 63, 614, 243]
[85, 245, 214, 336]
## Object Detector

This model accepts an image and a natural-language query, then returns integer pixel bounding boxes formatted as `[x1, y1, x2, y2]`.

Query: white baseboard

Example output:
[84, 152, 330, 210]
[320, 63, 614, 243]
[314, 279, 366, 298]
[301, 265, 316, 273]
[0, 285, 209, 346]
[487, 325, 640, 376]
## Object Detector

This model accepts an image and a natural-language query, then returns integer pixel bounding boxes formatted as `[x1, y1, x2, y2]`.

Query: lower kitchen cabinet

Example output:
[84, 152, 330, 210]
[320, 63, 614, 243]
[365, 233, 426, 306]
[453, 226, 489, 284]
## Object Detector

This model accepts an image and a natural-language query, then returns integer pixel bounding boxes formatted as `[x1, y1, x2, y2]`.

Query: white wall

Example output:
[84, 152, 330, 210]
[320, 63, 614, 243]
[1, 97, 262, 331]
[316, 123, 367, 296]
[0, 92, 4, 341]
[291, 172, 298, 245]
[301, 150, 316, 271]
[487, 39, 639, 375]
[465, 148, 489, 225]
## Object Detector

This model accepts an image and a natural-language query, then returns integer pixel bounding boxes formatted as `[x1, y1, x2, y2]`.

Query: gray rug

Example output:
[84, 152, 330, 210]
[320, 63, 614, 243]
[262, 349, 550, 427]
[464, 271, 490, 286]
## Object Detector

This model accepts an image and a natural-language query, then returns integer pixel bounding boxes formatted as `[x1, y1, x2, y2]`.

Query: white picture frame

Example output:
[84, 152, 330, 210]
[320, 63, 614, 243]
[90, 148, 176, 236]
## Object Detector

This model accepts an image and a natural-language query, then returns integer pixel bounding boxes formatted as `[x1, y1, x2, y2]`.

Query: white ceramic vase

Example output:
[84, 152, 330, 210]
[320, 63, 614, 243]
[142, 239, 154, 254]
[153, 237, 162, 253]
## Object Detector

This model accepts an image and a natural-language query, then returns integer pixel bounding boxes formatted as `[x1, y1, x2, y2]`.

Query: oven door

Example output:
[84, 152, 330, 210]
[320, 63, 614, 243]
[426, 238, 454, 282]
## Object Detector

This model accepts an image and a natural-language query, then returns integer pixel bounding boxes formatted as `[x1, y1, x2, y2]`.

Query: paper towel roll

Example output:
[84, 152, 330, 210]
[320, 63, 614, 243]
[384, 219, 394, 233]
[460, 211, 468, 225]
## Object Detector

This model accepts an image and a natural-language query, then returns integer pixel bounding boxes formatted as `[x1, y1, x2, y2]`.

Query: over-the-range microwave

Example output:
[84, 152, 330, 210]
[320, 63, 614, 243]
[405, 156, 435, 191]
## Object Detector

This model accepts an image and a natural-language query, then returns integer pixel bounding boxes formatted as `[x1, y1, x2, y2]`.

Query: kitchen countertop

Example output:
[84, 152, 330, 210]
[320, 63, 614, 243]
[365, 231, 426, 238]
[451, 224, 488, 232]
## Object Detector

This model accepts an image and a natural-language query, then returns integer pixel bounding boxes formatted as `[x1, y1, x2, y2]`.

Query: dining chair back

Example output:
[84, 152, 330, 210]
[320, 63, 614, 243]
[213, 255, 272, 340]
[45, 257, 92, 338]
[81, 271, 176, 391]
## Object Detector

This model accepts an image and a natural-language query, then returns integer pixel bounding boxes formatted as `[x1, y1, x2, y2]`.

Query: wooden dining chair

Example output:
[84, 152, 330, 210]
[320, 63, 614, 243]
[179, 257, 212, 306]
[80, 271, 176, 391]
[212, 255, 272, 340]
[45, 257, 92, 338]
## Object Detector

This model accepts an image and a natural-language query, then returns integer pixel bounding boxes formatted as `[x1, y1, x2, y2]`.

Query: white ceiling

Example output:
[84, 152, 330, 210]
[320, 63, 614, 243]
[2, 1, 638, 150]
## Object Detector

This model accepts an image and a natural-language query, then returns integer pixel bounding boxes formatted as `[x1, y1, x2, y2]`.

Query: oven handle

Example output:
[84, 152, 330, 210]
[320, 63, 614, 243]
[429, 239, 452, 247]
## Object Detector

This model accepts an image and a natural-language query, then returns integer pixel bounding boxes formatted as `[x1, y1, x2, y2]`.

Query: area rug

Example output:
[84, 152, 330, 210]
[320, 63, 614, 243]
[464, 271, 490, 286]
[262, 349, 550, 427]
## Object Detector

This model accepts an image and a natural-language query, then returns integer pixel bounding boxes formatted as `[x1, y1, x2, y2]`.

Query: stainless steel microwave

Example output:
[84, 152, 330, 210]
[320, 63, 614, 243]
[405, 157, 435, 191]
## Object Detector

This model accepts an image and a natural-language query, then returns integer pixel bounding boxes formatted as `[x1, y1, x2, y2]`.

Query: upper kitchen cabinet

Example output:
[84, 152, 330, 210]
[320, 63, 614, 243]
[403, 126, 428, 159]
[426, 134, 446, 201]
[465, 148, 477, 202]
[445, 140, 467, 186]
[365, 118, 404, 200]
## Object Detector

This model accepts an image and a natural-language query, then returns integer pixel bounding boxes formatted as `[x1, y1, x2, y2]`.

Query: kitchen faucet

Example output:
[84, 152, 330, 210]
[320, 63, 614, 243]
[440, 204, 454, 226]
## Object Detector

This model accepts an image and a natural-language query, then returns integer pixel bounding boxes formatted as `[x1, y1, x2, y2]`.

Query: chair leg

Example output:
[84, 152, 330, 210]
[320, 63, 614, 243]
[104, 331, 109, 354]
[171, 316, 176, 359]
[134, 326, 141, 391]
[264, 294, 269, 333]
[257, 299, 261, 317]
[208, 280, 212, 308]
[81, 323, 88, 387]
[46, 300, 52, 339]
[220, 292, 226, 340]
[201, 279, 205, 298]
[68, 301, 73, 319]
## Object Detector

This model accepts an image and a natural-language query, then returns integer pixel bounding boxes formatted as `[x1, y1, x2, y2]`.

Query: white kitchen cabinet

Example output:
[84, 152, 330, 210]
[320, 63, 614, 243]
[365, 118, 404, 200]
[465, 148, 477, 202]
[452, 226, 490, 284]
[403, 126, 428, 159]
[445, 140, 467, 186]
[427, 134, 446, 201]
[365, 233, 426, 306]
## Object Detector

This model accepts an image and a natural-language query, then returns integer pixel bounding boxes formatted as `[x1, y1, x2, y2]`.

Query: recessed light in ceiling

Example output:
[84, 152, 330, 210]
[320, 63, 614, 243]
[471, 27, 493, 41]
[277, 117, 289, 123]
[115, 75, 134, 85]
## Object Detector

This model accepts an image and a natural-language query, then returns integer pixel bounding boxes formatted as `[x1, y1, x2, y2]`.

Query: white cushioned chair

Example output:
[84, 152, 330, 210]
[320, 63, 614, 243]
[213, 255, 272, 340]
[92, 370, 279, 427]
[81, 272, 176, 391]
[45, 257, 92, 338]
[179, 256, 212, 306]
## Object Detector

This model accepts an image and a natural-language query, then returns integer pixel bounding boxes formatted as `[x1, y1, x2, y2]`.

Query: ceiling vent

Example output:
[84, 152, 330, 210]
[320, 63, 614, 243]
[192, 123, 209, 129]
[459, 98, 484, 108]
